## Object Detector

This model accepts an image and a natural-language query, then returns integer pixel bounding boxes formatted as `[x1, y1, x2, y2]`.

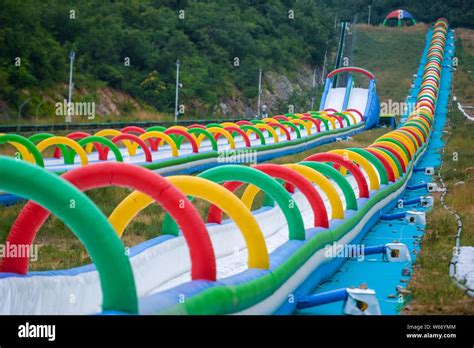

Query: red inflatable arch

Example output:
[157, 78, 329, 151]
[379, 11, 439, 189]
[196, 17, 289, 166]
[53, 132, 107, 160]
[236, 120, 253, 126]
[121, 126, 146, 135]
[303, 153, 370, 198]
[266, 123, 291, 140]
[165, 128, 199, 153]
[273, 115, 289, 121]
[300, 117, 321, 133]
[327, 67, 376, 80]
[215, 126, 251, 147]
[207, 164, 329, 228]
[121, 126, 158, 150]
[400, 128, 423, 147]
[104, 133, 153, 162]
[365, 148, 396, 182]
[328, 114, 344, 128]
[188, 124, 206, 129]
[369, 144, 406, 173]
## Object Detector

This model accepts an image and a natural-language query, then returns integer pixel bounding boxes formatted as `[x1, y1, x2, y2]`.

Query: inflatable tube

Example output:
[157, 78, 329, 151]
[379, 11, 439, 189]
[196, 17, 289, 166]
[36, 136, 89, 166]
[298, 161, 358, 211]
[304, 153, 370, 198]
[1, 162, 216, 282]
[198, 165, 306, 240]
[72, 136, 124, 162]
[105, 133, 153, 162]
[0, 157, 138, 314]
[0, 134, 43, 167]
[241, 164, 329, 227]
[110, 176, 270, 269]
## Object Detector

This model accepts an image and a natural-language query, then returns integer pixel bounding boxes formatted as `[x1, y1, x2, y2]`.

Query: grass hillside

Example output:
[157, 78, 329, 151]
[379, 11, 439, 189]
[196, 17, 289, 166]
[353, 24, 428, 104]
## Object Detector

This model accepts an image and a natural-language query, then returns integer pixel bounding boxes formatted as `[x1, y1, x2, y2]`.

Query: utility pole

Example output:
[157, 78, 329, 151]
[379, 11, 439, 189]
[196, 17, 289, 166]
[17, 97, 31, 132]
[35, 99, 47, 127]
[321, 49, 328, 84]
[66, 51, 75, 124]
[174, 59, 180, 124]
[334, 14, 337, 29]
[257, 67, 263, 118]
[368, 5, 372, 25]
[311, 68, 317, 110]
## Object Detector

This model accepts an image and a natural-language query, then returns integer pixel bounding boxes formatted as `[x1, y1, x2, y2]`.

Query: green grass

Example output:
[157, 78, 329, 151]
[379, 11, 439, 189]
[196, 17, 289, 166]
[353, 24, 428, 104]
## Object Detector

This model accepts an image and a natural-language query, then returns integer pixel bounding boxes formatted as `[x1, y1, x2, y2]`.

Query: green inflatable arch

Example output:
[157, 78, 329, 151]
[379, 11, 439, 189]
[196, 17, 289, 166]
[147, 126, 179, 145]
[0, 156, 138, 314]
[347, 148, 388, 185]
[309, 115, 330, 130]
[279, 121, 302, 138]
[187, 128, 218, 151]
[334, 112, 351, 126]
[397, 129, 419, 149]
[406, 120, 429, 139]
[376, 147, 403, 176]
[205, 123, 224, 129]
[162, 165, 306, 240]
[376, 137, 411, 161]
[298, 161, 358, 211]
[0, 134, 44, 167]
[28, 133, 73, 164]
[240, 125, 266, 145]
[69, 136, 124, 162]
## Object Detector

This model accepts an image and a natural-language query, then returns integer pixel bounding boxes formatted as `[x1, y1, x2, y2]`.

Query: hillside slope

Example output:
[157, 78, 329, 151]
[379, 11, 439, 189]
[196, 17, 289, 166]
[352, 24, 428, 105]
[0, 0, 335, 124]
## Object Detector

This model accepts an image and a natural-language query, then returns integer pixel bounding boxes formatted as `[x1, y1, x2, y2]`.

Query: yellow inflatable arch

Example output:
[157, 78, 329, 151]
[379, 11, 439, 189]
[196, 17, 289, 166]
[86, 129, 135, 156]
[328, 149, 380, 190]
[137, 131, 179, 157]
[108, 176, 270, 269]
[36, 136, 89, 166]
[196, 127, 235, 149]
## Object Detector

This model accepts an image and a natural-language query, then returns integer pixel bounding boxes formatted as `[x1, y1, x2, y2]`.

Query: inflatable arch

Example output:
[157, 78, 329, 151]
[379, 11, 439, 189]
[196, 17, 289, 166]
[111, 176, 270, 270]
[36, 136, 89, 166]
[304, 153, 370, 198]
[104, 134, 153, 162]
[198, 165, 306, 240]
[0, 157, 138, 314]
[86, 129, 134, 155]
[71, 136, 124, 163]
[2, 162, 216, 282]
[0, 134, 43, 166]
[137, 131, 179, 157]
[241, 163, 329, 228]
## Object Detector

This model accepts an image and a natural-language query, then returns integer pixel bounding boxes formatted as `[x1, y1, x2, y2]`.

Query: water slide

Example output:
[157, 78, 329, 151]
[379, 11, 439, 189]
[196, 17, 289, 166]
[0, 18, 450, 315]
[320, 67, 380, 129]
